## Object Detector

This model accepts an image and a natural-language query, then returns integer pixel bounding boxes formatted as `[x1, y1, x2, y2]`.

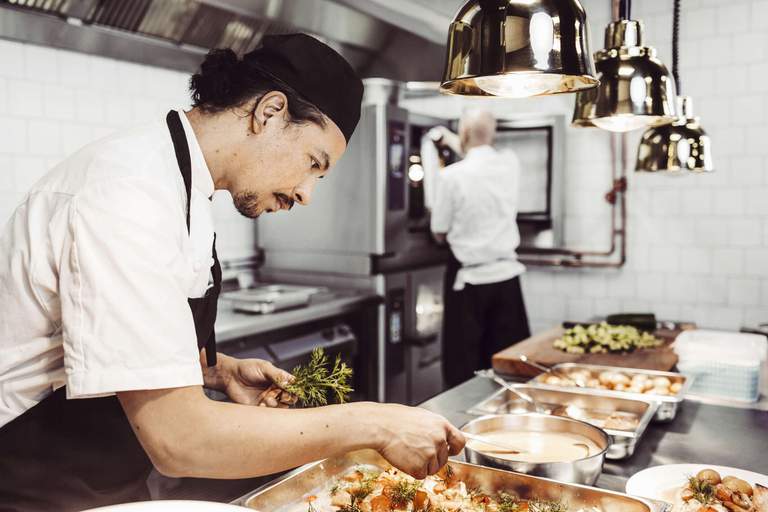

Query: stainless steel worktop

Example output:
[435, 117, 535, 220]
[152, 375, 768, 503]
[214, 289, 380, 343]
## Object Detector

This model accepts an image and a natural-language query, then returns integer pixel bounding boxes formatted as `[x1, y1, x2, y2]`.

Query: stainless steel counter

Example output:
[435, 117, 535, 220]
[153, 375, 768, 503]
[215, 289, 380, 343]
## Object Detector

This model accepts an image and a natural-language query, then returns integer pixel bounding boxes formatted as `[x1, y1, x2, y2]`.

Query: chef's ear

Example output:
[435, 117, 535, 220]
[251, 91, 289, 134]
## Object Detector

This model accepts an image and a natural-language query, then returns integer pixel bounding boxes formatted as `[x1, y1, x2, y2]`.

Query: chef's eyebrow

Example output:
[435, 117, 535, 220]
[318, 150, 330, 171]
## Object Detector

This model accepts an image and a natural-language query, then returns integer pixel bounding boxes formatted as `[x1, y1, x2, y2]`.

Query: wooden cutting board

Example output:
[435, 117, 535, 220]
[492, 325, 692, 378]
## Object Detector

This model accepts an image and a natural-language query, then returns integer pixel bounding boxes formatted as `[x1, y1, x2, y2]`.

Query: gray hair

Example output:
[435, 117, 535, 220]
[459, 108, 496, 147]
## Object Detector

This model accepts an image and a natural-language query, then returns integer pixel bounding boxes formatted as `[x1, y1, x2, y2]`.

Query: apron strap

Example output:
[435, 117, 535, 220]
[166, 110, 219, 367]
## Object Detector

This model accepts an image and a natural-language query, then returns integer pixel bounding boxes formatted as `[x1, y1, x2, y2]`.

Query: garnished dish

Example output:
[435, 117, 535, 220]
[296, 465, 589, 512]
[540, 369, 682, 396]
[553, 323, 663, 354]
[672, 469, 767, 512]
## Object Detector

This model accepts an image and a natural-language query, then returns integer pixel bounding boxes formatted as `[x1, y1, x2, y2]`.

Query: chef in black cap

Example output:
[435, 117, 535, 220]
[0, 34, 464, 511]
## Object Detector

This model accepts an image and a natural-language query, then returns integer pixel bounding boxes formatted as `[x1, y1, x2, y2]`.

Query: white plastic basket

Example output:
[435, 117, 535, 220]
[673, 330, 767, 403]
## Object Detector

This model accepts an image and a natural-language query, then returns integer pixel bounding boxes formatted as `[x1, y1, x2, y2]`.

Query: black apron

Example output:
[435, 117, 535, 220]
[0, 110, 221, 512]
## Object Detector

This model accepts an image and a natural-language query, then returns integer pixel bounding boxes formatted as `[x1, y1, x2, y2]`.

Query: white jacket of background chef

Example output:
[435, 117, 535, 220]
[430, 145, 525, 291]
[0, 111, 214, 428]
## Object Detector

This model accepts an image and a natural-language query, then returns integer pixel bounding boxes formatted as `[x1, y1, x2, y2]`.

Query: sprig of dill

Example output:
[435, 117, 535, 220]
[528, 498, 568, 512]
[688, 476, 716, 504]
[497, 492, 521, 512]
[286, 348, 353, 407]
[388, 479, 422, 508]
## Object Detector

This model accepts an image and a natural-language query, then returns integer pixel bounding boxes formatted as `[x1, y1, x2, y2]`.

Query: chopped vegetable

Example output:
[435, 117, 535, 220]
[688, 476, 716, 505]
[553, 322, 662, 354]
[285, 348, 353, 407]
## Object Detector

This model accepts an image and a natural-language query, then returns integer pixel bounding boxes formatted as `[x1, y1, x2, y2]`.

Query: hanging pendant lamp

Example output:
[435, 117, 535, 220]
[636, 0, 714, 173]
[439, 0, 599, 98]
[572, 0, 676, 131]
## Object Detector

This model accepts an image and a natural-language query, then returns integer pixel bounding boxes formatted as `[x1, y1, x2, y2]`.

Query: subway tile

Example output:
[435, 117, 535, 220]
[24, 44, 58, 83]
[523, 271, 555, 294]
[744, 248, 768, 276]
[745, 187, 768, 215]
[665, 275, 699, 303]
[696, 276, 729, 304]
[579, 273, 608, 298]
[742, 127, 768, 156]
[685, 7, 716, 37]
[7, 80, 44, 117]
[27, 120, 60, 156]
[728, 218, 763, 247]
[59, 123, 93, 155]
[74, 89, 104, 123]
[636, 273, 667, 301]
[679, 247, 713, 274]
[729, 156, 763, 185]
[42, 84, 76, 120]
[700, 37, 733, 69]
[680, 188, 714, 216]
[0, 155, 14, 192]
[743, 307, 767, 328]
[717, 2, 750, 33]
[650, 189, 681, 216]
[58, 50, 91, 87]
[716, 66, 749, 95]
[0, 40, 25, 79]
[695, 306, 744, 330]
[713, 189, 746, 216]
[0, 117, 27, 154]
[621, 299, 652, 313]
[753, 0, 768, 30]
[731, 95, 765, 126]
[0, 77, 6, 114]
[566, 297, 595, 322]
[711, 248, 746, 276]
[763, 279, 768, 304]
[748, 63, 768, 93]
[728, 277, 761, 305]
[695, 217, 730, 246]
[731, 33, 767, 64]
[649, 247, 680, 273]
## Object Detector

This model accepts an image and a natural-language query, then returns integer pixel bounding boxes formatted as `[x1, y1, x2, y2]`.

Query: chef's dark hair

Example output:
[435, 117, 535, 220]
[189, 48, 326, 127]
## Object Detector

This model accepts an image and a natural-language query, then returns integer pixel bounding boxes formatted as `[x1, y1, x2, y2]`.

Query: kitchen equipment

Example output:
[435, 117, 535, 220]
[674, 330, 767, 403]
[474, 369, 543, 411]
[626, 464, 768, 502]
[493, 325, 682, 377]
[519, 355, 586, 387]
[222, 285, 323, 314]
[236, 449, 667, 512]
[467, 385, 658, 460]
[528, 363, 691, 422]
[461, 413, 610, 485]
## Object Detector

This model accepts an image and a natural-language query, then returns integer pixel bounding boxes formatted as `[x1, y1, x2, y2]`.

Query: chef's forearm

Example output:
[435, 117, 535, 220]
[118, 386, 381, 479]
[199, 351, 235, 391]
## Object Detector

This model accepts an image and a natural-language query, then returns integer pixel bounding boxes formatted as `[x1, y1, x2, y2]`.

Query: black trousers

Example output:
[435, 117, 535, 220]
[442, 253, 531, 388]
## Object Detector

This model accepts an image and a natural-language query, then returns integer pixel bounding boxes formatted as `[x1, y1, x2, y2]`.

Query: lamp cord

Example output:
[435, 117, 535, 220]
[673, 0, 681, 94]
[618, 0, 631, 20]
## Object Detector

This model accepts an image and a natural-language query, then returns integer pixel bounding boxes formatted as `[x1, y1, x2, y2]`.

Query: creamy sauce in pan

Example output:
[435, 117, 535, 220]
[468, 430, 602, 463]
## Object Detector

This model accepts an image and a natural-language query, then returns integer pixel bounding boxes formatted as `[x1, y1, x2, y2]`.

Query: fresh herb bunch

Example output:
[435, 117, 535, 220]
[497, 492, 521, 512]
[387, 479, 422, 508]
[286, 348, 353, 407]
[528, 499, 568, 512]
[688, 476, 716, 504]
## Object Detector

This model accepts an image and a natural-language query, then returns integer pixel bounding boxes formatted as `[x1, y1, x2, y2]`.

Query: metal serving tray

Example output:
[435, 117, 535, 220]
[527, 363, 692, 422]
[234, 449, 669, 512]
[223, 285, 323, 314]
[466, 385, 659, 460]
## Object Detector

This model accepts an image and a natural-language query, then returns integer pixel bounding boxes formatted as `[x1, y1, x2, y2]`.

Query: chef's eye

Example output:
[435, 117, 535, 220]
[311, 158, 320, 170]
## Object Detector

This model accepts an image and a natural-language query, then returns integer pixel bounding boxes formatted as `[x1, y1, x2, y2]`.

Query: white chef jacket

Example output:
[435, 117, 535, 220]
[0, 110, 214, 428]
[430, 145, 525, 291]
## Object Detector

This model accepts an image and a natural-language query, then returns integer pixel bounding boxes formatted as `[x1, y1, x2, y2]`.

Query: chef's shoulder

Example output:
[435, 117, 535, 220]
[37, 121, 179, 198]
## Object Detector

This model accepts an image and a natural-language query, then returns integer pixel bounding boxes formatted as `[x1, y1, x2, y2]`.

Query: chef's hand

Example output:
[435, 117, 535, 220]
[370, 403, 465, 479]
[202, 353, 296, 407]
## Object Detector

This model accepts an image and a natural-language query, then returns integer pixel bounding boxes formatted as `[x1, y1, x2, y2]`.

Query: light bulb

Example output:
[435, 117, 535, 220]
[592, 114, 659, 132]
[474, 73, 566, 98]
[408, 164, 425, 182]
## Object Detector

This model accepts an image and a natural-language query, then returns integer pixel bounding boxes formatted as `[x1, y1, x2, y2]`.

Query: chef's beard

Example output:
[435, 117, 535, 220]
[233, 191, 260, 219]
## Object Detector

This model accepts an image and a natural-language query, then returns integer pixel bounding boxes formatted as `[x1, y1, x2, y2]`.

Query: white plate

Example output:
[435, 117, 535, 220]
[626, 464, 768, 502]
[82, 500, 250, 512]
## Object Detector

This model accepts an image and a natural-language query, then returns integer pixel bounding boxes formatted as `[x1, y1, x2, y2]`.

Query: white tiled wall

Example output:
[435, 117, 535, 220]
[405, 0, 768, 332]
[0, 40, 257, 261]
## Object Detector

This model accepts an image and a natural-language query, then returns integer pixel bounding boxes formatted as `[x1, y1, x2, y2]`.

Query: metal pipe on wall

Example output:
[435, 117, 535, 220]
[517, 132, 628, 268]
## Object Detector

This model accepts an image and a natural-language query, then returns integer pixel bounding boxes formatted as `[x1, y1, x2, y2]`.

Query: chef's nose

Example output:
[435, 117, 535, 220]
[292, 178, 316, 206]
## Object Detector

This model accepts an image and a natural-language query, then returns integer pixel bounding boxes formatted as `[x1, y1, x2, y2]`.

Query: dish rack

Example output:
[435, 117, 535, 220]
[674, 330, 767, 402]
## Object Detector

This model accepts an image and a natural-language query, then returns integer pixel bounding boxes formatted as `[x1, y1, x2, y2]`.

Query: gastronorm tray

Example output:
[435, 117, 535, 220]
[466, 384, 659, 460]
[234, 449, 670, 512]
[527, 363, 692, 422]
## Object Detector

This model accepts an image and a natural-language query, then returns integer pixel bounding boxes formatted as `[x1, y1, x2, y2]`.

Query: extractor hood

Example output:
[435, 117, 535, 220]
[0, 0, 445, 81]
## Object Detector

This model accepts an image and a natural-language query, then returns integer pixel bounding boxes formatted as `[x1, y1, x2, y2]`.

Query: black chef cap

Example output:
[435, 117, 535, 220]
[244, 34, 364, 143]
